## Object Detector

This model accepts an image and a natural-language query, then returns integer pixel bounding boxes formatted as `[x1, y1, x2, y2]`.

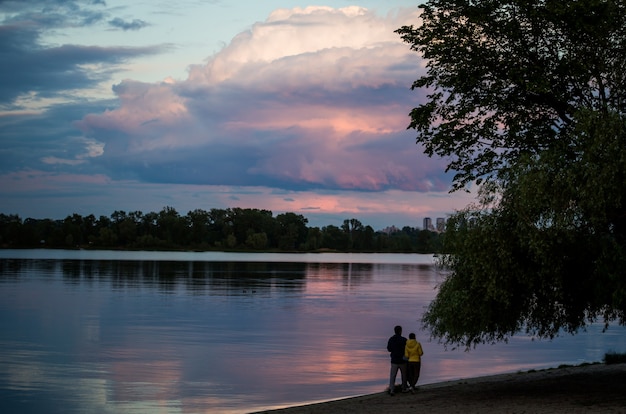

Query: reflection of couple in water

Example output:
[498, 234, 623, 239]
[386, 325, 423, 395]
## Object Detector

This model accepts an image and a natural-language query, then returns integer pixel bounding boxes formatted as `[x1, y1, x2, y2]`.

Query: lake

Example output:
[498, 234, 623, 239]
[1, 250, 625, 413]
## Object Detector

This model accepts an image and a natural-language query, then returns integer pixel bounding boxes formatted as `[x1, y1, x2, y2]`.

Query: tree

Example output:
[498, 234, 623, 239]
[246, 232, 268, 250]
[187, 209, 211, 247]
[359, 225, 376, 251]
[321, 225, 350, 251]
[341, 218, 364, 250]
[398, 0, 626, 190]
[397, 0, 626, 348]
[0, 214, 22, 246]
[83, 214, 98, 245]
[229, 208, 275, 249]
[304, 227, 323, 250]
[276, 212, 308, 250]
[156, 207, 187, 246]
[62, 214, 85, 247]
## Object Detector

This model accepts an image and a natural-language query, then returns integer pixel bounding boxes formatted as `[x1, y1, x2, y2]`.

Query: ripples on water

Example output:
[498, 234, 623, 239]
[0, 250, 625, 413]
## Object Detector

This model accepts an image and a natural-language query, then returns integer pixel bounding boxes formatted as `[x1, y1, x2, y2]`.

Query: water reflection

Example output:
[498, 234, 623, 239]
[24, 260, 313, 294]
[1, 254, 625, 414]
[4, 259, 400, 296]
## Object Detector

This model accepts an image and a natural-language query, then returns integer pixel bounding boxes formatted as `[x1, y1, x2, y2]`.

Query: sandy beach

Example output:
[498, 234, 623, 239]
[254, 363, 626, 413]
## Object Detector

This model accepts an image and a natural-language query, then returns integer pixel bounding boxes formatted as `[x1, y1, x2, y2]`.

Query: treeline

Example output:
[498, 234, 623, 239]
[0, 207, 443, 253]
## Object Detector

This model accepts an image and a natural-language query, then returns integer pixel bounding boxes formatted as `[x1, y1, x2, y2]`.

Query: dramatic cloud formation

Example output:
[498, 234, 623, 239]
[77, 6, 442, 191]
[0, 1, 475, 229]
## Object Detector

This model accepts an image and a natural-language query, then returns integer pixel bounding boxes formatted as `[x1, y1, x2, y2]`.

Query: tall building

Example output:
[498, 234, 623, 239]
[423, 217, 433, 231]
[436, 217, 446, 232]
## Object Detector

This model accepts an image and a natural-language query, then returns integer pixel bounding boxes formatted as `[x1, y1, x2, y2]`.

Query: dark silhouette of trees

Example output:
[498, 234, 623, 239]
[276, 212, 308, 250]
[397, 0, 626, 348]
[0, 208, 445, 253]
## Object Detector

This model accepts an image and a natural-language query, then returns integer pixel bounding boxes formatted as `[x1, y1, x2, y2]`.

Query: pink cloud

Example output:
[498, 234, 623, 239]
[188, 6, 419, 85]
[73, 6, 449, 196]
[0, 5, 475, 226]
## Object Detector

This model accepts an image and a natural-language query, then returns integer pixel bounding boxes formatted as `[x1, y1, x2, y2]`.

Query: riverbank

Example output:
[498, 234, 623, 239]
[254, 363, 626, 413]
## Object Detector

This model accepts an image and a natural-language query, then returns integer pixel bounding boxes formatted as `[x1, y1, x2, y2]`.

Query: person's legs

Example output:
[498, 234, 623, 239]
[414, 361, 421, 387]
[405, 362, 412, 388]
[399, 362, 408, 391]
[406, 362, 414, 388]
[407, 362, 418, 388]
[389, 363, 400, 394]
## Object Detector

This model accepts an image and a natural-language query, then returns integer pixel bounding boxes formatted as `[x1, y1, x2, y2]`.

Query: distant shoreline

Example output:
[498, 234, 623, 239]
[0, 246, 437, 254]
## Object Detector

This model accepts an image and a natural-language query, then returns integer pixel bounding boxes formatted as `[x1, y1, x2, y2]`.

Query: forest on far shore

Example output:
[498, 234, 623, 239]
[0, 207, 444, 253]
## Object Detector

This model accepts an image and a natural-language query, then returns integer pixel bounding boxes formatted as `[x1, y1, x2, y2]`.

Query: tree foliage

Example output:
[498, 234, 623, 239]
[0, 208, 443, 254]
[397, 0, 626, 348]
[398, 0, 626, 189]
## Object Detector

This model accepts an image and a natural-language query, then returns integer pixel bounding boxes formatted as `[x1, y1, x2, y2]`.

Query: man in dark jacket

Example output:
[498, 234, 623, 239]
[386, 325, 408, 395]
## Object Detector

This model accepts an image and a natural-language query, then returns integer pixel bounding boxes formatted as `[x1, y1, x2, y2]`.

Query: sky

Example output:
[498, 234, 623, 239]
[0, 0, 476, 230]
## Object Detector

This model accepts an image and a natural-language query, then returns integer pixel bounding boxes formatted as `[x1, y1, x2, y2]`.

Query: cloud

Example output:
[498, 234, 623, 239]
[108, 17, 149, 31]
[0, 0, 166, 108]
[0, 99, 113, 176]
[41, 137, 104, 165]
[0, 5, 473, 227]
[76, 6, 444, 193]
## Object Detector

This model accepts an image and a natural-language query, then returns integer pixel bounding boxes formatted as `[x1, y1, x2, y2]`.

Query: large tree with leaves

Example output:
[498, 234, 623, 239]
[397, 0, 626, 348]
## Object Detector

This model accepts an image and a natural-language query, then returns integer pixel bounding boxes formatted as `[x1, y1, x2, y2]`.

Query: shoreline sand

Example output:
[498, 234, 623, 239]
[253, 363, 626, 413]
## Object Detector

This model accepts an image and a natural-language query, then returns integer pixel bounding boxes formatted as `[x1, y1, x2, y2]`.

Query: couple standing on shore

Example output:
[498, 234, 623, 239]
[387, 325, 423, 395]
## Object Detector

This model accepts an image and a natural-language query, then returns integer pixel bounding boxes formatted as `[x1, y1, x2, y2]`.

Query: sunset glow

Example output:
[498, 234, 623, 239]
[0, 1, 474, 229]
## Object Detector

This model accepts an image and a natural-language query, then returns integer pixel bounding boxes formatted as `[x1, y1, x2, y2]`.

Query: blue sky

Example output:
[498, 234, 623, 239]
[0, 0, 475, 230]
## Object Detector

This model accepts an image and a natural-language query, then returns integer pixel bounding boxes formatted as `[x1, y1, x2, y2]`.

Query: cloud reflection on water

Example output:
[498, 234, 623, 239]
[1, 252, 626, 414]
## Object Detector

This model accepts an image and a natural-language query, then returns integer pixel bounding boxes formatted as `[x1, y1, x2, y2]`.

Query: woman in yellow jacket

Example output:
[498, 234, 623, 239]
[404, 332, 424, 392]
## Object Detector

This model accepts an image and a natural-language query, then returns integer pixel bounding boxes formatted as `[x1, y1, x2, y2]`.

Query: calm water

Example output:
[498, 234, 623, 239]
[1, 250, 625, 414]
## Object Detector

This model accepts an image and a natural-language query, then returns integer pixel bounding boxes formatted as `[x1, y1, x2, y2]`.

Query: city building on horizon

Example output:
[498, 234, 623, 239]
[423, 217, 433, 231]
[436, 217, 446, 232]
[423, 217, 446, 232]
